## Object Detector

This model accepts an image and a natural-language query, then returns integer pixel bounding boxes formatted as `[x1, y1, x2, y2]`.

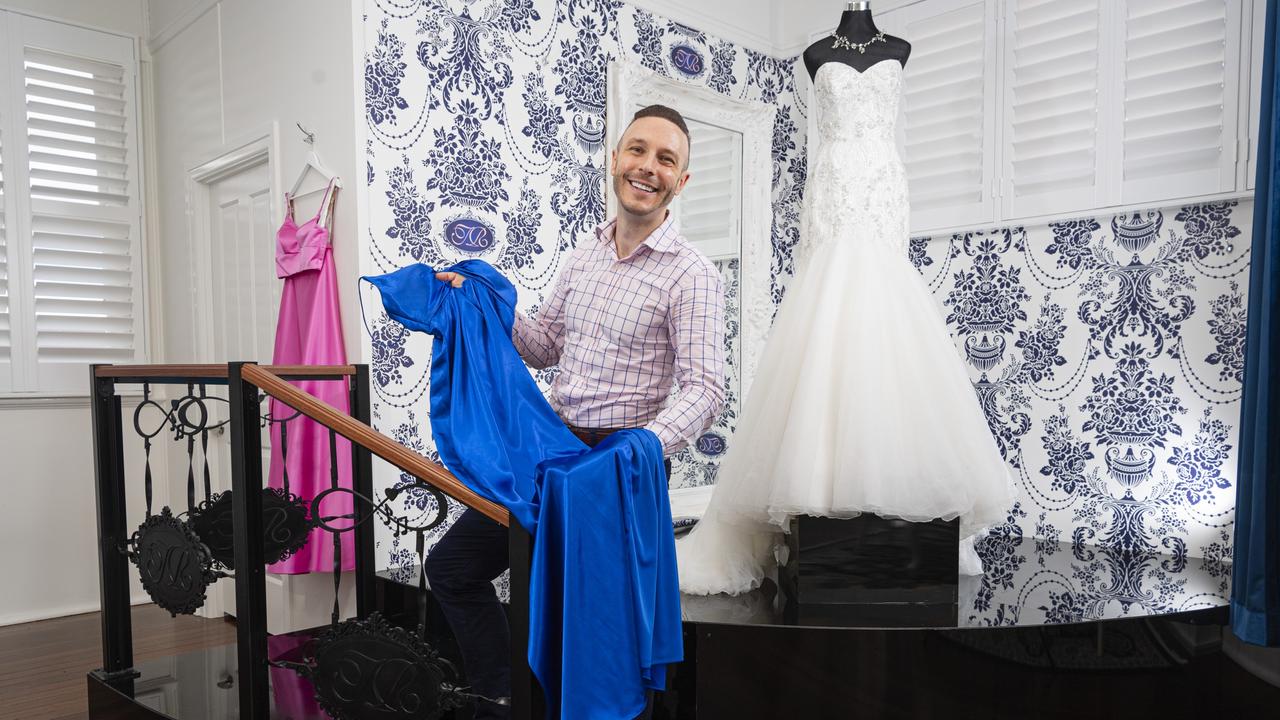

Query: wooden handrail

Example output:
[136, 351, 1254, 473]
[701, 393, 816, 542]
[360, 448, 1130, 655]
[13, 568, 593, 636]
[95, 364, 227, 378]
[96, 364, 357, 379]
[241, 363, 509, 527]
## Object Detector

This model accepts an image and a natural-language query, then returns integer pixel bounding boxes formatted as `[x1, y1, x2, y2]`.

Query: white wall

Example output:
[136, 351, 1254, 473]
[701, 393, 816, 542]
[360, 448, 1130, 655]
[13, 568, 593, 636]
[2, 0, 361, 626]
[148, 0, 361, 364]
[0, 0, 154, 627]
[0, 400, 164, 624]
[147, 0, 361, 629]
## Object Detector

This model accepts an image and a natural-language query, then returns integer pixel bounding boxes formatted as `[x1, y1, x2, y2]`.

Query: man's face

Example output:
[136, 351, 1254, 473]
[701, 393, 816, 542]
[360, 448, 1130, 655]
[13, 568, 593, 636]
[610, 116, 691, 221]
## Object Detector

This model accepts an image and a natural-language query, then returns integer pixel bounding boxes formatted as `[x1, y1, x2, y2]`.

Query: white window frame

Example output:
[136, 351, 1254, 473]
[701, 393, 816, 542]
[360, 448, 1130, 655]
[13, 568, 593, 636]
[1244, 0, 1265, 190]
[0, 8, 147, 398]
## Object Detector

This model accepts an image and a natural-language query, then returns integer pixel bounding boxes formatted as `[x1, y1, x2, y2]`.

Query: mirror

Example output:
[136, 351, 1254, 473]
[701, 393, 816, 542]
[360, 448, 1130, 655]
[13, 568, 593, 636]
[670, 117, 743, 264]
[606, 60, 775, 498]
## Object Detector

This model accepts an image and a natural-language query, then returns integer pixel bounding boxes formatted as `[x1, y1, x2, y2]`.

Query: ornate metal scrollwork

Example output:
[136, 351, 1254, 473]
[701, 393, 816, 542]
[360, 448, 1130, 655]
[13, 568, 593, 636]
[125, 384, 229, 614]
[296, 613, 467, 720]
[187, 487, 313, 569]
[126, 383, 320, 613]
[267, 476, 463, 718]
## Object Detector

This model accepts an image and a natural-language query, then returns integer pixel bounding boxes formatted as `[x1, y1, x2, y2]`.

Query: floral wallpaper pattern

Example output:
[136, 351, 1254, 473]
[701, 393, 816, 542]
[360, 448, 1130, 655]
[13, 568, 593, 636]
[362, 0, 807, 585]
[918, 201, 1249, 603]
[361, 1, 1246, 610]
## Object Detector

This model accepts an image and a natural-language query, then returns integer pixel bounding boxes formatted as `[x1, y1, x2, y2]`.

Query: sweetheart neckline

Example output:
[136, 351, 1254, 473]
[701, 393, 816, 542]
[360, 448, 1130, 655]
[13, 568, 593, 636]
[814, 58, 902, 82]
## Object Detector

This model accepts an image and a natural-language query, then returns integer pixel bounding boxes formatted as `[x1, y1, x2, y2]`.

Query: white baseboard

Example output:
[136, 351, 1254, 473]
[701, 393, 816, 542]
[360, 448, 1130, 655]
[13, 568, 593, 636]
[0, 593, 152, 628]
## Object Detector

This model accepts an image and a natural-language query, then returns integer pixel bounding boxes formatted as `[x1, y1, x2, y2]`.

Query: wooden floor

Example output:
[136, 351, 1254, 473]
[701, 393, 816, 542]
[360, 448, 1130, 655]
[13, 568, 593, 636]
[0, 605, 238, 720]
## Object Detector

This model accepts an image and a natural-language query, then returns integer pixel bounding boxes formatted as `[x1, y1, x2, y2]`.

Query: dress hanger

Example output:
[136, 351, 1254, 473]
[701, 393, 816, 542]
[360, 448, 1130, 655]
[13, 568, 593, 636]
[290, 123, 343, 198]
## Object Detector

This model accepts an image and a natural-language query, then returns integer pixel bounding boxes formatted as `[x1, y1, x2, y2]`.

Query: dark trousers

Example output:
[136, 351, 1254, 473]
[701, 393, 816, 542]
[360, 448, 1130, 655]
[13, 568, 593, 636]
[426, 508, 513, 719]
[425, 427, 669, 720]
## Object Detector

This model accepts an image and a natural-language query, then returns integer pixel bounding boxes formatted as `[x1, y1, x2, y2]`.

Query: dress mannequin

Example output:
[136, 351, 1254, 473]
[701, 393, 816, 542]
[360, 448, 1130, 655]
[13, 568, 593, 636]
[803, 1, 912, 80]
[676, 0, 1014, 597]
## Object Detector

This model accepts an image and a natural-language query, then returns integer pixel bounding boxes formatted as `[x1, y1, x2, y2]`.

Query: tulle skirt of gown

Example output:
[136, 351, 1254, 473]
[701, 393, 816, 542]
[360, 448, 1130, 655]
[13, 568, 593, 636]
[676, 229, 1016, 596]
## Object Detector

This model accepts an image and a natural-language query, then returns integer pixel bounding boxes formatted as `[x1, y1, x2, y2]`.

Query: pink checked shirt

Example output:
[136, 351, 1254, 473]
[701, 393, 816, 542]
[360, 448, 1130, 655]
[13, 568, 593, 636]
[512, 214, 726, 456]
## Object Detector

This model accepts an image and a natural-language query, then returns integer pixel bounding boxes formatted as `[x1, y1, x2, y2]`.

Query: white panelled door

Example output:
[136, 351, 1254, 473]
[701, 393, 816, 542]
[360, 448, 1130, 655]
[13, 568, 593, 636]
[0, 14, 10, 393]
[208, 160, 278, 366]
[197, 150, 355, 630]
[199, 153, 279, 619]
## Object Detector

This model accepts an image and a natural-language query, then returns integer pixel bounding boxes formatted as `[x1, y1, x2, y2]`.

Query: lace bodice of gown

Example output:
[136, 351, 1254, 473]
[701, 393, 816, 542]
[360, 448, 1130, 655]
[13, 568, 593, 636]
[798, 60, 909, 264]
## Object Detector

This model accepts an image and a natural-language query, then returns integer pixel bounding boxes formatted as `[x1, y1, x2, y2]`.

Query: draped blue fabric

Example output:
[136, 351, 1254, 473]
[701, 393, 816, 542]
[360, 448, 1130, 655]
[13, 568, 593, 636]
[1233, 0, 1280, 648]
[363, 260, 683, 716]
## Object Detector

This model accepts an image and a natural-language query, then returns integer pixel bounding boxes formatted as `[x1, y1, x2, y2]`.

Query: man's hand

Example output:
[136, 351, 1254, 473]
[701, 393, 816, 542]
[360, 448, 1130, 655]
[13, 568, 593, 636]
[436, 271, 466, 288]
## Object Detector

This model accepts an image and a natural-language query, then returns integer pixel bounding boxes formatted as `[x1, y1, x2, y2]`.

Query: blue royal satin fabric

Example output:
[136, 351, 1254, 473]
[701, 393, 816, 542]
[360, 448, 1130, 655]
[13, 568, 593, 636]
[363, 260, 683, 718]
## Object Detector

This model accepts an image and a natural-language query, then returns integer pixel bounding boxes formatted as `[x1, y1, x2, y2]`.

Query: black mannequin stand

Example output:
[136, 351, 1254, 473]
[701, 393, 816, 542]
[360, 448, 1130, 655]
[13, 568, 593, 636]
[804, 2, 912, 80]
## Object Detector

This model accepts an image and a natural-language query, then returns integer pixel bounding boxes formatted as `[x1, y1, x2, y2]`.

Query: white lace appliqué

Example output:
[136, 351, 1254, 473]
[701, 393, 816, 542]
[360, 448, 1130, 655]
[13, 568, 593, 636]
[795, 61, 910, 272]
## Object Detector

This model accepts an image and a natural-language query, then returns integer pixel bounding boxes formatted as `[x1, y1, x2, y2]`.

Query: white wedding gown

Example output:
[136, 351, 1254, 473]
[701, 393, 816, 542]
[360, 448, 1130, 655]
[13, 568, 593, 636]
[677, 60, 1016, 596]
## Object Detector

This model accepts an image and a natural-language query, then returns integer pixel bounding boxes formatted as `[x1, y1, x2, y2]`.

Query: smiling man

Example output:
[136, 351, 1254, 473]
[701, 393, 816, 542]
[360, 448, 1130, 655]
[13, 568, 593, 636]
[430, 104, 726, 718]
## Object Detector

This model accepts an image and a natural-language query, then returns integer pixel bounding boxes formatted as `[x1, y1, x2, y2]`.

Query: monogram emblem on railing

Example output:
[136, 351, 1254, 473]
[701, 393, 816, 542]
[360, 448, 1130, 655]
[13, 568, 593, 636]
[129, 507, 221, 616]
[275, 612, 467, 720]
[188, 487, 313, 569]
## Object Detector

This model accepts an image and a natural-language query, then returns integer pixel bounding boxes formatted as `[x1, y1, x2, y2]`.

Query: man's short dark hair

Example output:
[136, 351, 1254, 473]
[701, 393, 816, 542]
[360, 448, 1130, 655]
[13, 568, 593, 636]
[630, 104, 690, 144]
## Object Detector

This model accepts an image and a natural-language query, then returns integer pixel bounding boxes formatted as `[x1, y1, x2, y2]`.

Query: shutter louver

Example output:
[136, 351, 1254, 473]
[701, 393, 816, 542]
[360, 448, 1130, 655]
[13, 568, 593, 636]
[1004, 0, 1102, 216]
[24, 48, 130, 207]
[1121, 0, 1240, 202]
[679, 125, 740, 260]
[901, 0, 994, 231]
[32, 215, 135, 363]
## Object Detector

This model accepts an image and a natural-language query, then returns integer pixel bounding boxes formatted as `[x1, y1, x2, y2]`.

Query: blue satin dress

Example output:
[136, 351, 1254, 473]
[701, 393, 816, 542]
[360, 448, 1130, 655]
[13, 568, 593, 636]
[363, 260, 682, 719]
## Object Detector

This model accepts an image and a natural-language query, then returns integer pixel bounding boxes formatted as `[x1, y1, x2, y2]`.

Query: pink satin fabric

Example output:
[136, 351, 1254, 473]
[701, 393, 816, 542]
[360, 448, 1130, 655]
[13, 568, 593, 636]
[268, 180, 354, 573]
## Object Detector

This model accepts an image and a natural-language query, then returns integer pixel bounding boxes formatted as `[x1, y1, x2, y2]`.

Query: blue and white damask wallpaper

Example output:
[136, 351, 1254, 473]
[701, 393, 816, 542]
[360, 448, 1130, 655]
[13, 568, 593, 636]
[915, 202, 1249, 572]
[360, 0, 1247, 584]
[360, 0, 808, 577]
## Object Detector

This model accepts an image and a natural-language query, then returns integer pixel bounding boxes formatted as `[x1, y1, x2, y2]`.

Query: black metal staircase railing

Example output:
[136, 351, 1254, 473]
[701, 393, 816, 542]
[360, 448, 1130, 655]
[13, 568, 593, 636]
[89, 362, 535, 720]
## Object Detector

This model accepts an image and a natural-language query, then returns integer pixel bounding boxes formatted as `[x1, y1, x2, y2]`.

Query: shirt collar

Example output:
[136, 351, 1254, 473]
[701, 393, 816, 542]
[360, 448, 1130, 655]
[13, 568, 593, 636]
[594, 212, 682, 256]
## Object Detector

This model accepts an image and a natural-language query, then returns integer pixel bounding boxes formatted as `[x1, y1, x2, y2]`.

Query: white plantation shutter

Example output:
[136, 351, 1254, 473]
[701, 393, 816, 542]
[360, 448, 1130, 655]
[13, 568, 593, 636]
[893, 0, 998, 233]
[32, 216, 136, 365]
[677, 120, 741, 260]
[1119, 0, 1242, 203]
[1002, 0, 1104, 218]
[0, 13, 143, 394]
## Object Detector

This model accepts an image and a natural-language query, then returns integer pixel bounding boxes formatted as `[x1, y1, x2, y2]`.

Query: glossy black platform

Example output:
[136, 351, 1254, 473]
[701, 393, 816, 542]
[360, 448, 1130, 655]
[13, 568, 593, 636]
[90, 529, 1269, 720]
